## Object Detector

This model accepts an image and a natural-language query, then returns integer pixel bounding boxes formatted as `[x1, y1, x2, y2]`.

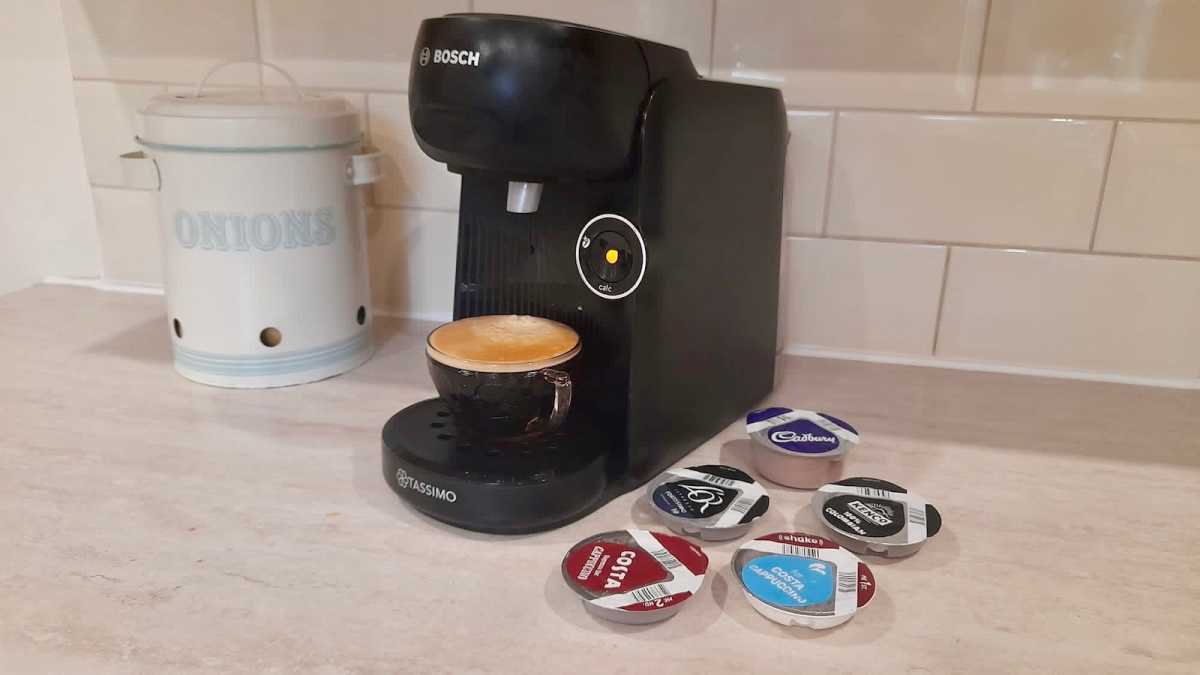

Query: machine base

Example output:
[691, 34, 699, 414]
[382, 399, 612, 534]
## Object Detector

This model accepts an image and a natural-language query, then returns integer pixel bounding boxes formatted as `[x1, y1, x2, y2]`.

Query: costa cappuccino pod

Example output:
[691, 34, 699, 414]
[745, 407, 859, 488]
[811, 477, 943, 558]
[561, 529, 708, 624]
[645, 464, 769, 541]
[733, 532, 875, 630]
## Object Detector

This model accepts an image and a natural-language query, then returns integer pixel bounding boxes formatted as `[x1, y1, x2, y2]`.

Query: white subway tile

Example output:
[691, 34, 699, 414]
[61, 0, 259, 84]
[938, 248, 1200, 378]
[784, 111, 834, 236]
[1095, 122, 1200, 258]
[367, 208, 457, 320]
[712, 0, 987, 109]
[475, 0, 713, 73]
[828, 112, 1111, 249]
[368, 93, 461, 210]
[783, 238, 947, 356]
[72, 81, 163, 188]
[978, 0, 1200, 119]
[91, 187, 162, 284]
[256, 0, 465, 91]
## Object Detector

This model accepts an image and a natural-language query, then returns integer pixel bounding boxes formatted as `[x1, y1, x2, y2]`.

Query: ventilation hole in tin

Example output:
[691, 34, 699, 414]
[356, 305, 366, 325]
[172, 318, 183, 339]
[259, 327, 282, 348]
[485, 449, 501, 457]
[436, 433, 454, 441]
[430, 422, 445, 429]
[435, 411, 450, 417]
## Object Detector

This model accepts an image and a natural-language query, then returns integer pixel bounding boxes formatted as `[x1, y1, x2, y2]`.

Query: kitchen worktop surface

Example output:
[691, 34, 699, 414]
[2, 285, 1198, 674]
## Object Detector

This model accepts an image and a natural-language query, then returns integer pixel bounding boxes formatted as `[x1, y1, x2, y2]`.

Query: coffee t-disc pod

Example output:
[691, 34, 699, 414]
[645, 464, 769, 541]
[811, 477, 943, 558]
[561, 529, 709, 624]
[733, 532, 876, 630]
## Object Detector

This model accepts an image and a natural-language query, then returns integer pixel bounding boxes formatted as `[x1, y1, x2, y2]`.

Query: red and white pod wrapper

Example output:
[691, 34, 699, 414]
[561, 529, 709, 625]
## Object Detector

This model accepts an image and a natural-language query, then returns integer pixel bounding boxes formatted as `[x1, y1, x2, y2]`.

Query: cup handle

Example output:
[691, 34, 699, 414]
[539, 368, 572, 431]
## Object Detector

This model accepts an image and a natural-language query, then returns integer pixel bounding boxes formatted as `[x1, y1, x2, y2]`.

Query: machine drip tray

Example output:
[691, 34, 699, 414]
[382, 398, 610, 534]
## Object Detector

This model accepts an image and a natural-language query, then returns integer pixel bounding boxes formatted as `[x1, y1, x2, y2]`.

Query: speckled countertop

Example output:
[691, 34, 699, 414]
[2, 285, 1198, 674]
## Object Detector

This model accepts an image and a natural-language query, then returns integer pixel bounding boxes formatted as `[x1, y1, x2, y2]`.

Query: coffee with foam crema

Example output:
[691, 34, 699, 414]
[427, 315, 580, 371]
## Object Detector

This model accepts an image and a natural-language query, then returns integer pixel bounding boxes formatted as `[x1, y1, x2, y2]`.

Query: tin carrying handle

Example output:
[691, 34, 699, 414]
[192, 59, 303, 101]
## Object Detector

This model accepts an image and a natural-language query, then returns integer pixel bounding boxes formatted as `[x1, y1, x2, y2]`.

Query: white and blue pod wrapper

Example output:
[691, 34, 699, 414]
[733, 532, 876, 630]
[645, 465, 770, 541]
[811, 477, 943, 558]
[745, 408, 860, 488]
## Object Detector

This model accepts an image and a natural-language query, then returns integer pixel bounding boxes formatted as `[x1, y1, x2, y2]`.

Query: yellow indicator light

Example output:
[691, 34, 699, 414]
[605, 249, 619, 264]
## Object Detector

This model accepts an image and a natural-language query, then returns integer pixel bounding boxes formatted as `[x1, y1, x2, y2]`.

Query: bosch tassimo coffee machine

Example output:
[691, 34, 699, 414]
[383, 14, 787, 533]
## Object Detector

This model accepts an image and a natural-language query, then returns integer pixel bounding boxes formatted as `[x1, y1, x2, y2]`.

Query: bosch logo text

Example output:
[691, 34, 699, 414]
[421, 47, 481, 67]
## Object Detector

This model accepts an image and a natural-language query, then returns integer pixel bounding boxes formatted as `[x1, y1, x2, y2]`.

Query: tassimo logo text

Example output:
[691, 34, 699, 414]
[770, 430, 837, 444]
[395, 468, 458, 503]
[421, 47, 481, 67]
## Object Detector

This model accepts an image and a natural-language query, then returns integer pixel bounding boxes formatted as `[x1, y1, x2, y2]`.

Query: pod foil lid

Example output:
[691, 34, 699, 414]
[746, 407, 859, 458]
[733, 532, 876, 630]
[646, 464, 769, 540]
[812, 477, 943, 558]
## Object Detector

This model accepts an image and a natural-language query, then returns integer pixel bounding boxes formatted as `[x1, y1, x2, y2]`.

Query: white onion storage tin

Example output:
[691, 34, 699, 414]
[126, 62, 382, 388]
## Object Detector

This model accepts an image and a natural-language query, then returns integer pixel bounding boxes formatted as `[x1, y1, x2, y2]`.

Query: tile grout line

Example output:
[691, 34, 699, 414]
[1088, 121, 1120, 251]
[707, 0, 718, 78]
[68, 75, 1200, 126]
[372, 204, 460, 215]
[249, 0, 264, 88]
[783, 233, 1200, 263]
[930, 247, 954, 356]
[970, 0, 993, 111]
[819, 112, 839, 237]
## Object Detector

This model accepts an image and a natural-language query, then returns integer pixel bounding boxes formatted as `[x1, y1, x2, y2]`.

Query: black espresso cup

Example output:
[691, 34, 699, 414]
[426, 315, 581, 439]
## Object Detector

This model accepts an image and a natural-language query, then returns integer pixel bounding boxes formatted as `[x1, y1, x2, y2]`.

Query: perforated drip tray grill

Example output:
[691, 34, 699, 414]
[382, 398, 612, 534]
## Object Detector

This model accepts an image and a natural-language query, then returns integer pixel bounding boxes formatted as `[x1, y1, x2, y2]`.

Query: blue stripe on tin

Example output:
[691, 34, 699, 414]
[173, 330, 371, 377]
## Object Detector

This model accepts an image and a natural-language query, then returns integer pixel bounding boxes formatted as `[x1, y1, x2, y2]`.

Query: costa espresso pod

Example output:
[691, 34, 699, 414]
[645, 464, 770, 541]
[811, 477, 943, 558]
[745, 407, 859, 488]
[561, 529, 709, 624]
[733, 532, 875, 630]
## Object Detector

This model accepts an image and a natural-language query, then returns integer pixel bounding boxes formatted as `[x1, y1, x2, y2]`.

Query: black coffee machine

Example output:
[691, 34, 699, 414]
[382, 13, 786, 534]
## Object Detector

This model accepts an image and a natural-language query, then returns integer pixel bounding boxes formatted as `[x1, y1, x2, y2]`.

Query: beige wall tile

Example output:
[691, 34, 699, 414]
[257, 0, 465, 91]
[938, 247, 1200, 378]
[92, 187, 162, 284]
[712, 0, 987, 109]
[368, 208, 457, 320]
[783, 238, 947, 356]
[476, 0, 713, 73]
[1095, 122, 1200, 258]
[784, 111, 834, 236]
[61, 0, 259, 84]
[73, 81, 163, 188]
[828, 112, 1111, 249]
[979, 0, 1200, 119]
[368, 93, 461, 210]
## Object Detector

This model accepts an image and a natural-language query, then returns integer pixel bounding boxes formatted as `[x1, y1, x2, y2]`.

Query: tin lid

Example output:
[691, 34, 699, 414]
[561, 529, 708, 617]
[812, 477, 943, 554]
[746, 407, 859, 458]
[138, 61, 360, 151]
[646, 464, 769, 534]
[733, 532, 875, 629]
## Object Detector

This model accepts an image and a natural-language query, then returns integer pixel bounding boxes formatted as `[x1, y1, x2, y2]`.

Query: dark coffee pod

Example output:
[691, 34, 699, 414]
[645, 464, 770, 541]
[561, 529, 709, 624]
[811, 477, 943, 558]
[733, 532, 876, 630]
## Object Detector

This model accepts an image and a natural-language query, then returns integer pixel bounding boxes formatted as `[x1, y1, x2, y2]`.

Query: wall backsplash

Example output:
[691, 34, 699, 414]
[59, 0, 1200, 385]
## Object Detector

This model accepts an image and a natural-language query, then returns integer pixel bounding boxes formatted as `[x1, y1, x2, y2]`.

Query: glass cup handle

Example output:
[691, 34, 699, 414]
[540, 368, 572, 431]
